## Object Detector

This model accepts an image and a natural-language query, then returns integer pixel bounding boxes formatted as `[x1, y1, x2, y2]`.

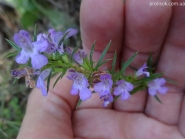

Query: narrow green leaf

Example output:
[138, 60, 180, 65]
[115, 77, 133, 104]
[82, 58, 91, 70]
[142, 73, 163, 82]
[47, 69, 53, 94]
[129, 66, 138, 71]
[120, 52, 138, 74]
[147, 54, 153, 73]
[95, 41, 111, 69]
[12, 78, 18, 85]
[165, 78, 177, 84]
[76, 99, 82, 109]
[134, 73, 163, 84]
[130, 85, 145, 95]
[33, 23, 37, 41]
[53, 69, 67, 89]
[6, 52, 18, 58]
[5, 39, 21, 51]
[90, 41, 96, 69]
[97, 58, 113, 68]
[111, 51, 117, 72]
[58, 31, 70, 46]
[154, 95, 162, 104]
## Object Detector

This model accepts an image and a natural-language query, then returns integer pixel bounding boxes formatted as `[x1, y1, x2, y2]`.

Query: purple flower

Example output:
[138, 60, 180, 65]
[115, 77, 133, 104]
[113, 80, 133, 100]
[37, 33, 47, 41]
[65, 46, 72, 53]
[100, 93, 113, 107]
[66, 47, 87, 65]
[36, 69, 51, 96]
[12, 67, 38, 79]
[73, 50, 87, 65]
[94, 74, 113, 96]
[13, 30, 48, 69]
[147, 78, 168, 96]
[67, 70, 92, 101]
[37, 33, 56, 54]
[12, 68, 30, 79]
[48, 28, 77, 54]
[135, 63, 150, 77]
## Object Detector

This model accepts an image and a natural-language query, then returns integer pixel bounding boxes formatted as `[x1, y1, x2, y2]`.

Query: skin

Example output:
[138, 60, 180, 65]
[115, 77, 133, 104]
[17, 0, 185, 139]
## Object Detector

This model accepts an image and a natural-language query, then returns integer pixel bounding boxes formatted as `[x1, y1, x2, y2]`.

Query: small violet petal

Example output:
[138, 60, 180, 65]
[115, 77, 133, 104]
[33, 40, 49, 52]
[15, 30, 33, 51]
[148, 88, 157, 96]
[147, 78, 168, 96]
[36, 77, 47, 96]
[65, 28, 78, 39]
[36, 69, 51, 96]
[31, 53, 48, 69]
[101, 94, 113, 107]
[94, 74, 113, 96]
[158, 87, 168, 94]
[13, 33, 21, 47]
[67, 71, 92, 101]
[135, 63, 150, 77]
[15, 51, 29, 64]
[70, 85, 79, 95]
[80, 87, 92, 101]
[37, 33, 48, 41]
[113, 80, 133, 101]
[121, 90, 130, 100]
[19, 30, 32, 41]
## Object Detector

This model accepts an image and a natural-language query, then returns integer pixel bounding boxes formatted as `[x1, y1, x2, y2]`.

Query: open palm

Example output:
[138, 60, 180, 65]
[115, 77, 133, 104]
[17, 0, 185, 139]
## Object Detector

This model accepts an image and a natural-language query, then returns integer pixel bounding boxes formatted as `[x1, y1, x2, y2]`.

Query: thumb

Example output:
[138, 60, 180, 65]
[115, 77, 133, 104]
[17, 73, 78, 139]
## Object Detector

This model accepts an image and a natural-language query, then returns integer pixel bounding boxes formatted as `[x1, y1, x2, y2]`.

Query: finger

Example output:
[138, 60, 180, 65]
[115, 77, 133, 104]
[73, 109, 184, 139]
[114, 0, 172, 112]
[79, 0, 124, 109]
[179, 97, 185, 137]
[17, 73, 77, 139]
[145, 1, 185, 126]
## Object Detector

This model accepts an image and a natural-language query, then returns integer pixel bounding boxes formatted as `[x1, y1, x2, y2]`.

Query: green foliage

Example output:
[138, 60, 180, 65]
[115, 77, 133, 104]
[2, 0, 80, 138]
[20, 10, 40, 29]
[5, 39, 21, 51]
[76, 99, 82, 109]
[6, 0, 78, 30]
[0, 97, 24, 139]
[6, 52, 19, 58]
[111, 51, 117, 72]
[46, 69, 53, 94]
[33, 23, 37, 41]
[147, 54, 153, 73]
[120, 52, 138, 75]
[83, 57, 91, 71]
[32, 0, 77, 29]
[90, 41, 96, 69]
[0, 49, 27, 138]
[154, 95, 162, 104]
[53, 68, 67, 89]
[58, 31, 70, 46]
[95, 41, 111, 69]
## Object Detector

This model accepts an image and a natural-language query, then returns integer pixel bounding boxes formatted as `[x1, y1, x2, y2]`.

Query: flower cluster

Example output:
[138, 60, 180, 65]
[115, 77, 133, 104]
[9, 28, 168, 107]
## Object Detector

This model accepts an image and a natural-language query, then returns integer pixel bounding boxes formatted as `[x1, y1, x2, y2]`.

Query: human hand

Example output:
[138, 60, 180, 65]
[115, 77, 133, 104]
[17, 0, 185, 139]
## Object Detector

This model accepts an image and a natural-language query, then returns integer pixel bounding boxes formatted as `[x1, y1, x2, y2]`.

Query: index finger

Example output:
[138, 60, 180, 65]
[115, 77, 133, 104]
[79, 0, 124, 108]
